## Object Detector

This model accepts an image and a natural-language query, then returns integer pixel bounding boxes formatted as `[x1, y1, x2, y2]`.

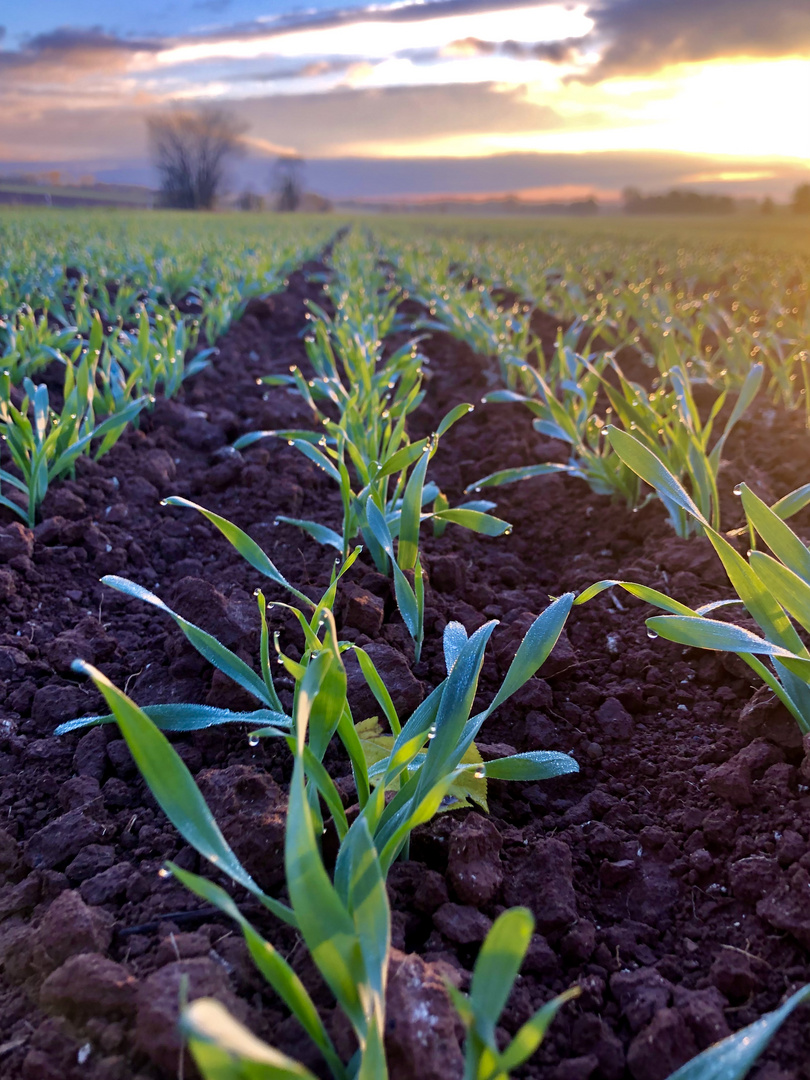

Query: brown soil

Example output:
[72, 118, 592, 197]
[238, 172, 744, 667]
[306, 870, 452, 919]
[1, 256, 809, 1080]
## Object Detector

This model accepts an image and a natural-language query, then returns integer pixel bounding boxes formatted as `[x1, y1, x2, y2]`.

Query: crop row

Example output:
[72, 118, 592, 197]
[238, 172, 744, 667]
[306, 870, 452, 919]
[2, 215, 809, 1077]
[0, 213, 331, 524]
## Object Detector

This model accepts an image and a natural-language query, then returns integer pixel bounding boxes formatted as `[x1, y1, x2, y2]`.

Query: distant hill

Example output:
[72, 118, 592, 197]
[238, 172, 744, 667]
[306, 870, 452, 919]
[0, 177, 155, 208]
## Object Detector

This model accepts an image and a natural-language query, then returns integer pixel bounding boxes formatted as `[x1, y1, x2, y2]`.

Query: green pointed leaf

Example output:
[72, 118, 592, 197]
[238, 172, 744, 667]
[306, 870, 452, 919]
[375, 439, 429, 480]
[72, 661, 295, 926]
[183, 999, 319, 1080]
[285, 654, 366, 1030]
[646, 615, 810, 677]
[276, 516, 344, 551]
[169, 865, 345, 1080]
[465, 463, 570, 492]
[345, 817, 390, 1001]
[498, 988, 580, 1074]
[748, 552, 810, 638]
[101, 575, 276, 707]
[443, 621, 468, 675]
[430, 508, 511, 536]
[665, 984, 810, 1080]
[468, 908, 534, 1040]
[575, 578, 702, 615]
[398, 445, 430, 571]
[740, 484, 810, 584]
[488, 594, 574, 714]
[162, 498, 307, 600]
[352, 647, 401, 735]
[436, 402, 474, 437]
[607, 425, 706, 524]
[414, 620, 498, 799]
[54, 704, 290, 736]
[475, 750, 579, 782]
[771, 483, 810, 522]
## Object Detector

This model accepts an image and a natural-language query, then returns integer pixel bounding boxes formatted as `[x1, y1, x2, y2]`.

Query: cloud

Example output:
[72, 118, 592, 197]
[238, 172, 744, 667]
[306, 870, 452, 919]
[0, 80, 572, 163]
[230, 82, 571, 156]
[220, 58, 356, 84]
[24, 27, 160, 54]
[439, 0, 810, 78]
[7, 146, 804, 202]
[0, 25, 162, 80]
[578, 0, 810, 82]
[155, 4, 591, 67]
[298, 149, 810, 200]
[189, 0, 575, 39]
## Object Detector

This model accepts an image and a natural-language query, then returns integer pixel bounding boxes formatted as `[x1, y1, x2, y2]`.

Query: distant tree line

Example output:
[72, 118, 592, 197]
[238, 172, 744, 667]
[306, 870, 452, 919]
[622, 187, 735, 214]
[621, 183, 810, 216]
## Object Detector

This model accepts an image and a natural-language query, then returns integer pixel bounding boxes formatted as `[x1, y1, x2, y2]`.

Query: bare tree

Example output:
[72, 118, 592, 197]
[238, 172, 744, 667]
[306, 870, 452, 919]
[273, 155, 304, 212]
[147, 108, 246, 209]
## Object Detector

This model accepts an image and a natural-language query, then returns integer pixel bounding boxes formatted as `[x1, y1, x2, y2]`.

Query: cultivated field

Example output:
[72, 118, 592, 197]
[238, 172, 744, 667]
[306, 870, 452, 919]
[1, 208, 810, 1080]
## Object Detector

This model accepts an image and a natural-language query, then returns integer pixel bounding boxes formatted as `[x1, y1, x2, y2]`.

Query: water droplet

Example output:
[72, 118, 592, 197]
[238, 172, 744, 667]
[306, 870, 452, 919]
[159, 499, 168, 507]
[427, 724, 437, 740]
[158, 868, 170, 878]
[474, 768, 485, 779]
[733, 484, 743, 496]
[646, 627, 659, 640]
[248, 734, 260, 747]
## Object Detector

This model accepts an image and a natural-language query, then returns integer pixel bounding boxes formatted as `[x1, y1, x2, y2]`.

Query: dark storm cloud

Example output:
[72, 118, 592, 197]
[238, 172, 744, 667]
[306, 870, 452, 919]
[578, 0, 810, 81]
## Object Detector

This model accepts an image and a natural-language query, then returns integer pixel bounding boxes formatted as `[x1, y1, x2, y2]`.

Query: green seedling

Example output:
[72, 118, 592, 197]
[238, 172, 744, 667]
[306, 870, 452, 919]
[0, 367, 147, 526]
[74, 655, 578, 1080]
[578, 431, 810, 732]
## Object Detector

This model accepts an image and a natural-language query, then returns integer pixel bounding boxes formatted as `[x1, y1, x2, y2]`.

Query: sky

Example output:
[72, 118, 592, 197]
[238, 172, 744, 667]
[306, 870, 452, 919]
[1, 0, 809, 202]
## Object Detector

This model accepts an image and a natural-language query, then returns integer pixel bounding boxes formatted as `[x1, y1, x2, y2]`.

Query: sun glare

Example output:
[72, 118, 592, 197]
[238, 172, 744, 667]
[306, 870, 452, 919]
[342, 57, 810, 163]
